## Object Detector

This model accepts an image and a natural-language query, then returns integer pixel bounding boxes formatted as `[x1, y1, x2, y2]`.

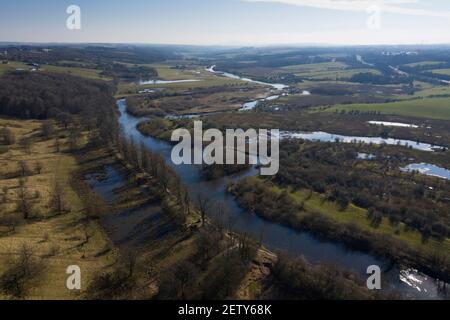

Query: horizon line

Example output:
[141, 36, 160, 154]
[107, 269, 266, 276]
[1, 40, 450, 48]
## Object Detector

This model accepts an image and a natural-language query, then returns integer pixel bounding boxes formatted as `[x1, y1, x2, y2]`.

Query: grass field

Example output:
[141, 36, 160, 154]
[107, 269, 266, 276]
[0, 118, 116, 299]
[327, 97, 450, 120]
[281, 62, 376, 78]
[403, 61, 443, 67]
[406, 81, 450, 98]
[0, 62, 29, 75]
[278, 62, 380, 80]
[116, 77, 253, 96]
[431, 68, 450, 76]
[40, 65, 111, 81]
[0, 62, 110, 81]
[147, 64, 206, 80]
[56, 61, 98, 68]
[297, 68, 380, 80]
[280, 61, 348, 72]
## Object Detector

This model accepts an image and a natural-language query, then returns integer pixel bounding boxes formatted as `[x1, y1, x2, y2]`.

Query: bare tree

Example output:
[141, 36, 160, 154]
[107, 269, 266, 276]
[0, 244, 42, 299]
[172, 174, 184, 206]
[237, 233, 252, 261]
[84, 192, 105, 220]
[122, 250, 138, 279]
[158, 161, 170, 193]
[197, 194, 211, 227]
[56, 113, 73, 129]
[16, 181, 32, 219]
[196, 227, 222, 266]
[50, 179, 66, 215]
[54, 137, 60, 153]
[183, 189, 191, 216]
[158, 261, 197, 300]
[149, 153, 159, 177]
[140, 141, 150, 170]
[19, 137, 32, 154]
[2, 186, 8, 203]
[34, 161, 44, 175]
[211, 200, 226, 234]
[0, 214, 19, 233]
[17, 160, 30, 177]
[41, 121, 54, 139]
[68, 127, 81, 152]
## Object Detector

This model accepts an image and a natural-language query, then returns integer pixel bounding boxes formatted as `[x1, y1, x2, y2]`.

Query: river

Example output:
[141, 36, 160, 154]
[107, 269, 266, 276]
[401, 163, 450, 181]
[368, 121, 419, 128]
[206, 65, 289, 90]
[139, 79, 201, 85]
[278, 131, 444, 152]
[116, 98, 447, 299]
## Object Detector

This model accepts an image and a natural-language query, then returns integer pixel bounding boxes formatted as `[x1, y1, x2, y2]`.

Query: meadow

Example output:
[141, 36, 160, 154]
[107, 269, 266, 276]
[327, 97, 450, 120]
[432, 68, 450, 76]
[0, 118, 115, 299]
[40, 64, 110, 81]
[0, 62, 28, 75]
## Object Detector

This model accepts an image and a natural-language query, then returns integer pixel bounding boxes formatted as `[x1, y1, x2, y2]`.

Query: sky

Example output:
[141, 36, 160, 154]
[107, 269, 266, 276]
[1, 0, 450, 46]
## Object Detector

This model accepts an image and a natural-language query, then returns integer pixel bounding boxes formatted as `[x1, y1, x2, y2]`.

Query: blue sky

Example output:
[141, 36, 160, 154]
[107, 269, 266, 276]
[1, 0, 450, 45]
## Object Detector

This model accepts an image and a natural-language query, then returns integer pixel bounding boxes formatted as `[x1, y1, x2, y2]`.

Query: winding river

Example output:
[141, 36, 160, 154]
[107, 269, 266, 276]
[117, 99, 447, 299]
[206, 65, 289, 90]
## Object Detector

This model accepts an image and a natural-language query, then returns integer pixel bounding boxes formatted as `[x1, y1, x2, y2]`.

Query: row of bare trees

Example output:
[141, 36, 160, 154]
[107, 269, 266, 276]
[116, 136, 190, 226]
[110, 119, 263, 298]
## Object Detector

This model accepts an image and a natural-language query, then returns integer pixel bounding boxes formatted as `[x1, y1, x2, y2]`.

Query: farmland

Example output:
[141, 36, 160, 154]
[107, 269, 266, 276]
[327, 97, 450, 120]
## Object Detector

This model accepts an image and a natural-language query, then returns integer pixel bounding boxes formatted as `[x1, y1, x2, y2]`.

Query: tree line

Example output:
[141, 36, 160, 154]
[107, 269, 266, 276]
[0, 71, 116, 120]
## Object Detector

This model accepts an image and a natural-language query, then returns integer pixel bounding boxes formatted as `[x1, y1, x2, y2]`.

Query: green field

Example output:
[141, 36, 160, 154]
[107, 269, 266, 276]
[403, 61, 443, 67]
[280, 61, 347, 72]
[117, 77, 253, 96]
[40, 64, 110, 80]
[294, 68, 380, 80]
[390, 80, 450, 99]
[0, 62, 110, 81]
[0, 61, 28, 75]
[432, 68, 450, 76]
[411, 85, 450, 98]
[327, 97, 450, 120]
[278, 61, 379, 80]
[148, 64, 206, 80]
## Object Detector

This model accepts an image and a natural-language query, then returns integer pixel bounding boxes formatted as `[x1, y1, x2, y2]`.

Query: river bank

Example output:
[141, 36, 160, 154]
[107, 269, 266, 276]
[116, 98, 449, 299]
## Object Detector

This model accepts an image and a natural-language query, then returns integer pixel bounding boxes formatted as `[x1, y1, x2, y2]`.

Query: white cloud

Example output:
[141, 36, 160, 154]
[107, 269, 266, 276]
[243, 0, 450, 18]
